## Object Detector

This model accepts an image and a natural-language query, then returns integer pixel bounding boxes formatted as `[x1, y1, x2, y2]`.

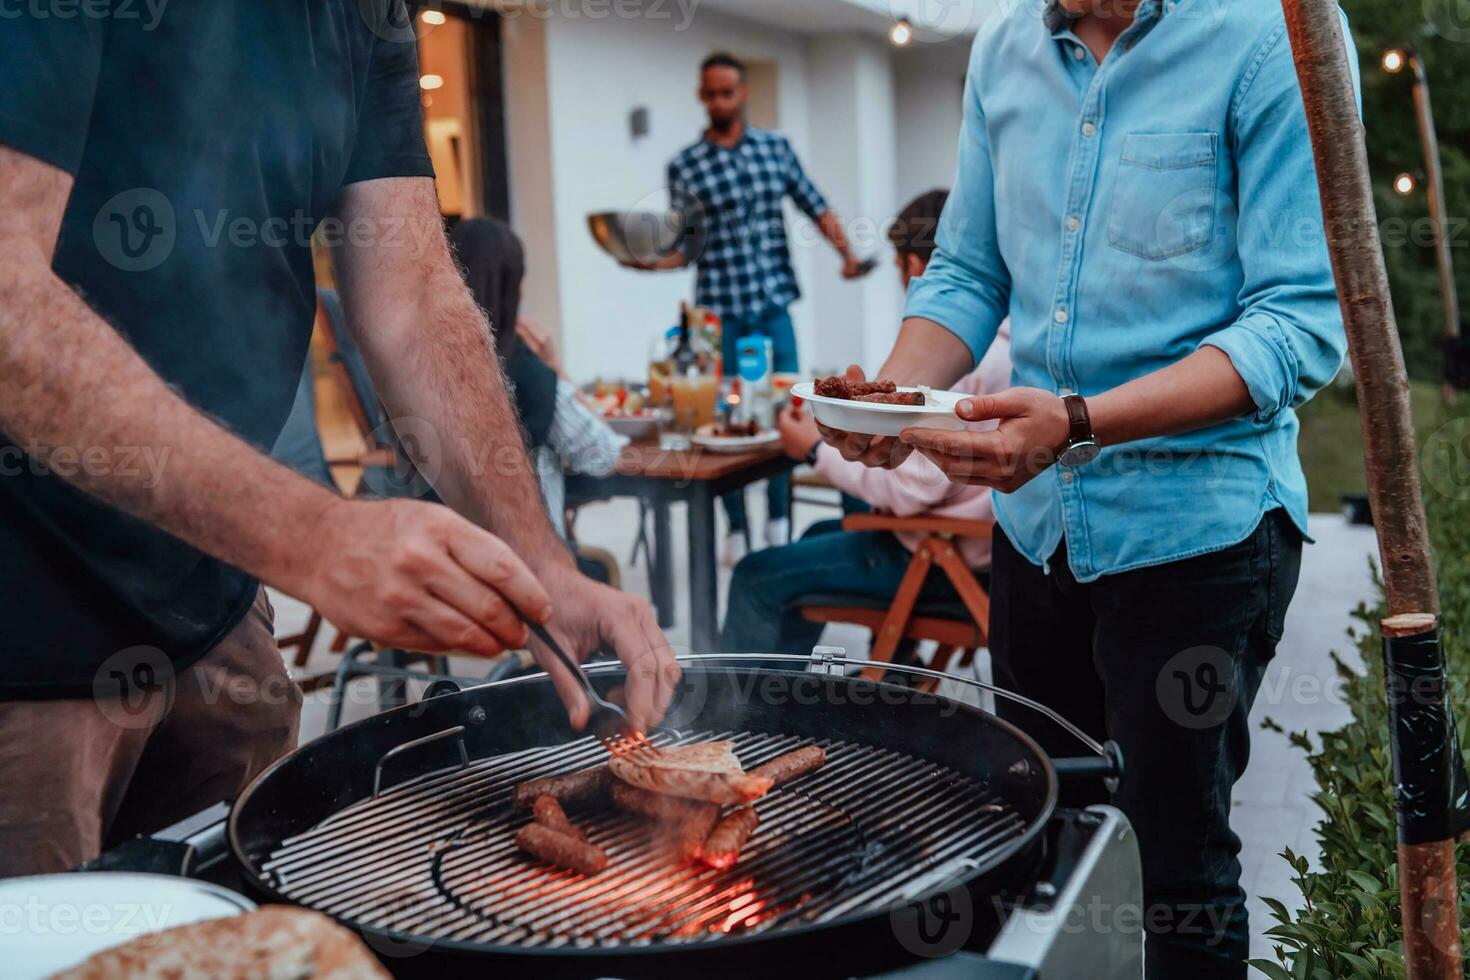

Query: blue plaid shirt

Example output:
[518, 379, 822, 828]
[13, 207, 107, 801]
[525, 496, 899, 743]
[668, 127, 829, 321]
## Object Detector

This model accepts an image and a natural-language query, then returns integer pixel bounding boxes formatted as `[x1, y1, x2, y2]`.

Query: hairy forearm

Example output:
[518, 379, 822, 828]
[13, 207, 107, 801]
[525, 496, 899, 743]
[1089, 347, 1255, 447]
[817, 211, 853, 258]
[879, 317, 975, 388]
[331, 181, 570, 570]
[0, 259, 339, 590]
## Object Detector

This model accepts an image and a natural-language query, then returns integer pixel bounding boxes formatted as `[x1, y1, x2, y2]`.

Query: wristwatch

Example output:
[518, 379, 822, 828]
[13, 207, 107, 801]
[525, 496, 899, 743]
[805, 442, 822, 466]
[1057, 393, 1101, 467]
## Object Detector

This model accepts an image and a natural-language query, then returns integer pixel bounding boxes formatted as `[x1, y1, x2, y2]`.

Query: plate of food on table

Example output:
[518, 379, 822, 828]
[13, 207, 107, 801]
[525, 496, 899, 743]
[691, 418, 781, 453]
[586, 380, 664, 438]
[791, 375, 969, 436]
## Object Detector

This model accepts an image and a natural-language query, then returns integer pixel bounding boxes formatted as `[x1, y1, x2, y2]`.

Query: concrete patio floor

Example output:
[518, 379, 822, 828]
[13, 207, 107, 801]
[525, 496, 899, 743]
[274, 493, 1380, 962]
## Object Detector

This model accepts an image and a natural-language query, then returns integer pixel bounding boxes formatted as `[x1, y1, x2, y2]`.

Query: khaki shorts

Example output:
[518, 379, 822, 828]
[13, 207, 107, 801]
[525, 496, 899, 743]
[0, 587, 301, 877]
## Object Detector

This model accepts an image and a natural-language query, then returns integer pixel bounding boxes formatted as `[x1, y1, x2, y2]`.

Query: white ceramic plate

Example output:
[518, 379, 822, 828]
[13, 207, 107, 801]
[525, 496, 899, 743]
[791, 382, 967, 437]
[0, 872, 255, 979]
[692, 425, 781, 453]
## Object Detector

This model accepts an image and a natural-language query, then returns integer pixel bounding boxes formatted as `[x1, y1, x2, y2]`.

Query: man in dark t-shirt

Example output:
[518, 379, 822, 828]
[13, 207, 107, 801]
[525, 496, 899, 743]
[0, 1, 679, 876]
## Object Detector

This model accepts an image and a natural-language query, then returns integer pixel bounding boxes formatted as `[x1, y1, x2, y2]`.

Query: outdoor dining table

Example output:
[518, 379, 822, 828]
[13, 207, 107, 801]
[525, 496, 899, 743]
[566, 437, 796, 654]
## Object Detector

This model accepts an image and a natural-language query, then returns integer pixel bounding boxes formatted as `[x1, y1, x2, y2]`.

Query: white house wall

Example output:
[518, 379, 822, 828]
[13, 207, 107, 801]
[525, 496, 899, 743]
[532, 6, 818, 382]
[497, 2, 974, 383]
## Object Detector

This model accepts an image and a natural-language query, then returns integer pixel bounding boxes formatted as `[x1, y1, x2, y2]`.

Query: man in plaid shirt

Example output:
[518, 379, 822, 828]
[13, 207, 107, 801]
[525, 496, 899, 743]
[632, 52, 863, 558]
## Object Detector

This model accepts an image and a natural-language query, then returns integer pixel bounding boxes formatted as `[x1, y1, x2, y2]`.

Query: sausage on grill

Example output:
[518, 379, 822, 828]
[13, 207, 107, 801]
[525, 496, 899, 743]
[516, 823, 608, 876]
[700, 807, 761, 869]
[610, 781, 713, 823]
[750, 745, 826, 787]
[855, 390, 924, 406]
[512, 765, 612, 809]
[671, 803, 722, 862]
[532, 794, 586, 842]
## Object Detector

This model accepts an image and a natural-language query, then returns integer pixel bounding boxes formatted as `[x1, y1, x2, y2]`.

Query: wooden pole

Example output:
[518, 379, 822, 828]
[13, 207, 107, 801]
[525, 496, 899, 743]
[1405, 51, 1461, 407]
[1279, 3, 1462, 976]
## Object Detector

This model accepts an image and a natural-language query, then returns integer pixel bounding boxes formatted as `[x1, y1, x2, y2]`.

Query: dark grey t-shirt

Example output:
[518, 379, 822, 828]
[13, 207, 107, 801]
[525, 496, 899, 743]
[0, 1, 434, 696]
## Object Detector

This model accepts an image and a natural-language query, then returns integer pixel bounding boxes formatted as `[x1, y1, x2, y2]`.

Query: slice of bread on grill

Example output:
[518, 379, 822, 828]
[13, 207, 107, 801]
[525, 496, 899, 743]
[608, 741, 774, 805]
[50, 905, 388, 980]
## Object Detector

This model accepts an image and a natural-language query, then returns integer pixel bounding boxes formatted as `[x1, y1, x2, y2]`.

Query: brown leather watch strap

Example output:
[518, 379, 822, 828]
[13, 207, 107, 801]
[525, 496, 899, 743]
[1062, 393, 1093, 447]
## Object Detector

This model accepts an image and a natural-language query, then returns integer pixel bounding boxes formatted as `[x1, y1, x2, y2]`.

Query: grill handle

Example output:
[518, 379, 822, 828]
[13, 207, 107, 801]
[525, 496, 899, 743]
[1053, 742, 1125, 785]
[373, 724, 470, 799]
[674, 651, 1117, 766]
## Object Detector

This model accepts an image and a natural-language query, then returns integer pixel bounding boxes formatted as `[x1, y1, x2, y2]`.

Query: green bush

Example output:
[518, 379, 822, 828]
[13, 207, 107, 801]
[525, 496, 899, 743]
[1251, 414, 1470, 978]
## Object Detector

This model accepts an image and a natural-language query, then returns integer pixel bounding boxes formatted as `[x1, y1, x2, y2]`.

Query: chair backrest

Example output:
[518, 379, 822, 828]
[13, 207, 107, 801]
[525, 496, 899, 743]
[271, 350, 337, 489]
[317, 288, 390, 440]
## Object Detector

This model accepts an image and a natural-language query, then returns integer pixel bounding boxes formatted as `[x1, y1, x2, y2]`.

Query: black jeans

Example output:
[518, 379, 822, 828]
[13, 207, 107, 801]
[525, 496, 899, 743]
[989, 510, 1302, 979]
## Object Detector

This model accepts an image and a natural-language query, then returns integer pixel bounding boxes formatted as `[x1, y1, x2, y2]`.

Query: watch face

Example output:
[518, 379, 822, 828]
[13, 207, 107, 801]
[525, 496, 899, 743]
[1060, 441, 1101, 467]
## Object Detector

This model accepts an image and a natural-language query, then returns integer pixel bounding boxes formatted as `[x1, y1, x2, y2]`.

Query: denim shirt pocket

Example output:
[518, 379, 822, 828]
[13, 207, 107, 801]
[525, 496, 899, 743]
[1107, 132, 1218, 261]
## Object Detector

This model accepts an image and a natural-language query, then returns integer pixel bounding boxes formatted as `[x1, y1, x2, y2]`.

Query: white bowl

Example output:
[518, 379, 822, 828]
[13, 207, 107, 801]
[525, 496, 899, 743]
[792, 382, 967, 437]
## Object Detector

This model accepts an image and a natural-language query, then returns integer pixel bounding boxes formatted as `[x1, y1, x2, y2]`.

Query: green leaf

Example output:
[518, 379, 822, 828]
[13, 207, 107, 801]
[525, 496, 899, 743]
[1248, 960, 1293, 980]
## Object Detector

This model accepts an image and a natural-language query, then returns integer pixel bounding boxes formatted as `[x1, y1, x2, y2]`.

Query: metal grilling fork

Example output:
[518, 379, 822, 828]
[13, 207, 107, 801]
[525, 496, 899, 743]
[525, 620, 658, 761]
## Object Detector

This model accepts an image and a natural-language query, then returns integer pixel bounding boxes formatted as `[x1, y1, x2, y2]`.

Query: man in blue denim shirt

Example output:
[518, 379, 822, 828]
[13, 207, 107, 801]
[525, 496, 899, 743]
[822, 0, 1356, 974]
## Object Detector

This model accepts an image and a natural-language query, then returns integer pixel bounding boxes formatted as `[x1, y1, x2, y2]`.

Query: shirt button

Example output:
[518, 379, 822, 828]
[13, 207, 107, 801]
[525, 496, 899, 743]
[1054, 307, 1069, 324]
[1072, 45, 1085, 60]
[1061, 470, 1075, 484]
[1065, 215, 1080, 232]
[1081, 122, 1097, 138]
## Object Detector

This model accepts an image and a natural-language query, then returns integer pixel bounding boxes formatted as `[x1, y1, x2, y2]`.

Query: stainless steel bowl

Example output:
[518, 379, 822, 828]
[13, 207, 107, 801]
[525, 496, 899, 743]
[588, 207, 706, 266]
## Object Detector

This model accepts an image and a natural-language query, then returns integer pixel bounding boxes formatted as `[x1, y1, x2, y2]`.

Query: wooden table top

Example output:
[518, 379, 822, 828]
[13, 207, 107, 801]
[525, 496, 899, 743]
[610, 438, 789, 482]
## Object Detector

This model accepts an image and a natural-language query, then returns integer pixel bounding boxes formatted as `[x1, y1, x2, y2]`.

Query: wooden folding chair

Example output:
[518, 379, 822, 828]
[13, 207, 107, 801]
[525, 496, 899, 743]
[796, 513, 992, 692]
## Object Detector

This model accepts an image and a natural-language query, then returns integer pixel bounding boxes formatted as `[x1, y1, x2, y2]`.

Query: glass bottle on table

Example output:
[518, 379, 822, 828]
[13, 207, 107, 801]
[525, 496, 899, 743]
[647, 328, 676, 408]
[667, 306, 717, 449]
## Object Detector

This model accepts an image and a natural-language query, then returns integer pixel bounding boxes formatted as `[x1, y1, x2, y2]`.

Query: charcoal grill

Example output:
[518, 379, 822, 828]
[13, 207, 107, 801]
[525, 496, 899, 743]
[229, 654, 1121, 977]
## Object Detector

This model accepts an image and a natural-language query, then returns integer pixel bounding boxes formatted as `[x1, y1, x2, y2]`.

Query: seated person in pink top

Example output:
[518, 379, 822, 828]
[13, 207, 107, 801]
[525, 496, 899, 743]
[721, 189, 1012, 659]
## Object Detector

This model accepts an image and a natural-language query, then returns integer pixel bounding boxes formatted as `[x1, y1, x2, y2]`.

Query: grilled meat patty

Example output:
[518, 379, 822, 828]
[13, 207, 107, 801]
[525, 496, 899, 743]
[608, 742, 773, 805]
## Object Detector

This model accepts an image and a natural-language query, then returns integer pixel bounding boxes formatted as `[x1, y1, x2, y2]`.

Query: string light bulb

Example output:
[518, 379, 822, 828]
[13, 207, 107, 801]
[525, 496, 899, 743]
[890, 20, 913, 46]
[1381, 48, 1406, 73]
[419, 74, 444, 91]
[1393, 172, 1416, 196]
